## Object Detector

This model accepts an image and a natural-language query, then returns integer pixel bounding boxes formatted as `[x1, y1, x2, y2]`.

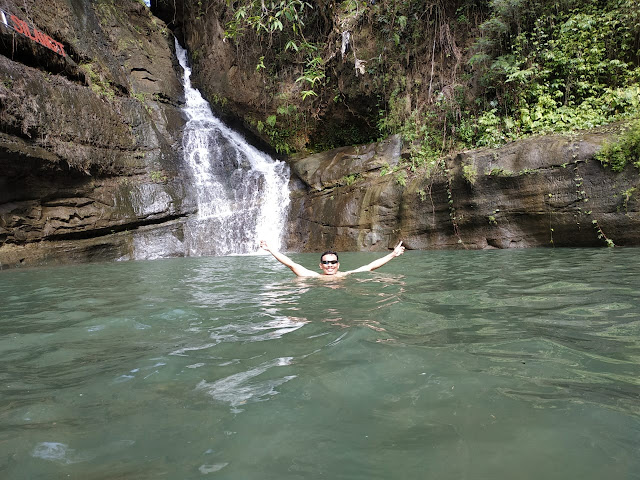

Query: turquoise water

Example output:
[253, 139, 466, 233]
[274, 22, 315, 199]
[1, 249, 639, 479]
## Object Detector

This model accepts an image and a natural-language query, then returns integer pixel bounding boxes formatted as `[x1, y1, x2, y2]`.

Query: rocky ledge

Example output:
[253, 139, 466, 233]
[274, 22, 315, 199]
[0, 0, 194, 269]
[286, 126, 640, 252]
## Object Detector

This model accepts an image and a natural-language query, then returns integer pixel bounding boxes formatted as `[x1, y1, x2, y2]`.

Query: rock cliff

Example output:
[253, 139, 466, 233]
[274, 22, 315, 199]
[0, 0, 193, 268]
[286, 126, 640, 252]
[151, 0, 639, 253]
[1, 1, 638, 270]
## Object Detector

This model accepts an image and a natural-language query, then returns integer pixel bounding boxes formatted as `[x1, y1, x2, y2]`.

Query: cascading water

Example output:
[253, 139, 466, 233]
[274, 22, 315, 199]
[176, 40, 290, 256]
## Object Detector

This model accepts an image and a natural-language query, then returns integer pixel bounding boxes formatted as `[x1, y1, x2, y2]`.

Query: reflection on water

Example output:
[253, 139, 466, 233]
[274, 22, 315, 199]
[0, 249, 639, 479]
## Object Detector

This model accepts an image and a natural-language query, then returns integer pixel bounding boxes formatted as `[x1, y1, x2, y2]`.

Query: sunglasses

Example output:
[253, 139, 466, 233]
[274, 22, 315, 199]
[321, 260, 338, 265]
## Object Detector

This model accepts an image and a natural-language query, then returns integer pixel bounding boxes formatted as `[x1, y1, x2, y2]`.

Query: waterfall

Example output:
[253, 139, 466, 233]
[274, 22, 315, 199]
[175, 40, 290, 256]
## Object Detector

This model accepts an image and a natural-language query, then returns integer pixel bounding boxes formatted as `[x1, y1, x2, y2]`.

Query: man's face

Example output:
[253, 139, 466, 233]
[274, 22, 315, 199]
[319, 254, 339, 275]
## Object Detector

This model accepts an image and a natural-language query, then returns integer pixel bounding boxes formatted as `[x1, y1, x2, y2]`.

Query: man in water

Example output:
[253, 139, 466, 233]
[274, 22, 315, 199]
[259, 240, 405, 277]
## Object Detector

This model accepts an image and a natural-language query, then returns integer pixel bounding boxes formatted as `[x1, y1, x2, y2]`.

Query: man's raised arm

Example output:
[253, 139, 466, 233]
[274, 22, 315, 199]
[345, 241, 405, 274]
[260, 240, 319, 277]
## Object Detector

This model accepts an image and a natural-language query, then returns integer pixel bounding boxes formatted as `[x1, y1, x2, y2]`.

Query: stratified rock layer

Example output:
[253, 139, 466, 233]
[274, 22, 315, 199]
[0, 0, 193, 268]
[287, 126, 640, 252]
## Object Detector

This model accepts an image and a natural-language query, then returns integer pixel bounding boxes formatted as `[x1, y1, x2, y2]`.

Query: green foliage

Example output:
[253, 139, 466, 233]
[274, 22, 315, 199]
[462, 164, 478, 185]
[341, 173, 360, 186]
[489, 167, 512, 176]
[596, 121, 640, 172]
[225, 0, 313, 39]
[592, 219, 615, 247]
[218, 0, 640, 158]
[150, 170, 168, 183]
[468, 0, 640, 143]
[378, 0, 640, 161]
[395, 170, 407, 186]
[81, 63, 115, 100]
[620, 187, 636, 213]
[265, 127, 294, 154]
[276, 104, 298, 116]
[256, 116, 297, 155]
[388, 109, 443, 173]
[224, 0, 323, 101]
[476, 109, 509, 147]
[296, 56, 326, 100]
[211, 94, 228, 108]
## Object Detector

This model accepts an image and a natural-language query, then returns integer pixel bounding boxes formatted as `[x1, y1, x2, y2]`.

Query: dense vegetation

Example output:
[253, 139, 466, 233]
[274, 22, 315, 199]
[169, 0, 640, 165]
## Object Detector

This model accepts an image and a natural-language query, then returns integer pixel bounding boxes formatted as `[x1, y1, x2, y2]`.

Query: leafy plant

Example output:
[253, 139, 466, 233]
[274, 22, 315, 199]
[395, 170, 407, 186]
[266, 115, 277, 127]
[462, 164, 478, 185]
[296, 56, 326, 100]
[592, 219, 615, 247]
[341, 173, 360, 186]
[150, 170, 168, 183]
[596, 121, 640, 172]
[468, 0, 640, 144]
[620, 187, 636, 214]
[224, 0, 323, 102]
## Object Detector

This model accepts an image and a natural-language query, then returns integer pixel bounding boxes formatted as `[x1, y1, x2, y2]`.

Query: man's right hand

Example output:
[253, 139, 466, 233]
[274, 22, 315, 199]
[391, 241, 405, 257]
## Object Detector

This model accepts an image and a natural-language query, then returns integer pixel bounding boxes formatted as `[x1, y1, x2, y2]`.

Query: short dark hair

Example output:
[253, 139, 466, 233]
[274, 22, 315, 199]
[320, 250, 339, 262]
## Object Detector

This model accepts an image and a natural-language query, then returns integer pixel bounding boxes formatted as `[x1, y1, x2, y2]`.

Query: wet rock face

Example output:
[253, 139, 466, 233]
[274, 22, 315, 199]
[287, 127, 640, 252]
[0, 0, 194, 268]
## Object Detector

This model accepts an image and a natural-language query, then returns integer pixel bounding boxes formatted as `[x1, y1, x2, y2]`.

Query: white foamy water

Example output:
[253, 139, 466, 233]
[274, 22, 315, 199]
[175, 40, 290, 256]
[130, 42, 290, 260]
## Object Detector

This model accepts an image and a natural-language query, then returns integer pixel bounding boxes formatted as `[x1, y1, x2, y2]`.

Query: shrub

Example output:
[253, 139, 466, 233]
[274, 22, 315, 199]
[596, 121, 640, 172]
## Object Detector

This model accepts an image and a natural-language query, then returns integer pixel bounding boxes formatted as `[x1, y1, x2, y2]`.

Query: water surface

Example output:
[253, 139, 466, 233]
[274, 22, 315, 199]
[1, 249, 639, 479]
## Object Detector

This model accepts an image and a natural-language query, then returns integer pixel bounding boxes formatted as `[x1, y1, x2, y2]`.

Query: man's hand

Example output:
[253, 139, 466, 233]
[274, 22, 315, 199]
[391, 241, 405, 257]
